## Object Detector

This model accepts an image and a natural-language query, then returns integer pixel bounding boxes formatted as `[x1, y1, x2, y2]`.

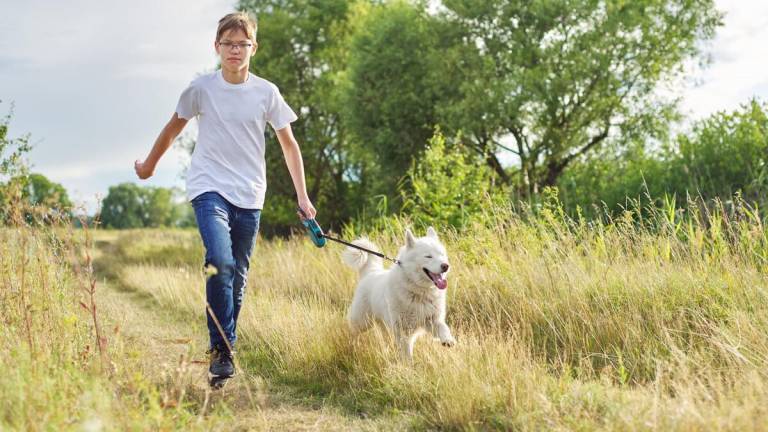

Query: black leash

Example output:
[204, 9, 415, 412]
[321, 233, 402, 266]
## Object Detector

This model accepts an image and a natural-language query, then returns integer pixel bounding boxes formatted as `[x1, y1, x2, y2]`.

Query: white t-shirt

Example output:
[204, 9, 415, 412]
[175, 70, 298, 209]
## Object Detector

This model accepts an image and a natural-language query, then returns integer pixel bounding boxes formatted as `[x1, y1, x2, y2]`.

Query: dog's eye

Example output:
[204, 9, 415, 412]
[425, 255, 433, 259]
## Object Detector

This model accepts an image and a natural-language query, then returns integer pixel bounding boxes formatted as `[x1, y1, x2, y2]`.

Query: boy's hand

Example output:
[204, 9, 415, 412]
[297, 197, 316, 220]
[134, 159, 154, 180]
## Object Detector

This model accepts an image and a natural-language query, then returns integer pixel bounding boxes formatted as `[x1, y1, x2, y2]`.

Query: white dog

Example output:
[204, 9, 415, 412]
[343, 227, 455, 359]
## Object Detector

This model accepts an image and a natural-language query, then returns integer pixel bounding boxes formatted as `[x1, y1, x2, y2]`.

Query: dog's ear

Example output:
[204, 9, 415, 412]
[405, 228, 416, 249]
[426, 226, 439, 239]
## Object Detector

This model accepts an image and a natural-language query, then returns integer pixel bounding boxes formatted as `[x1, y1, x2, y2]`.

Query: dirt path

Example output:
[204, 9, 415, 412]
[93, 237, 398, 431]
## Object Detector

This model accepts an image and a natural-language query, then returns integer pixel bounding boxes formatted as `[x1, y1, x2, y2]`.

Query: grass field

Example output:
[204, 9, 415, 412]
[3, 200, 768, 430]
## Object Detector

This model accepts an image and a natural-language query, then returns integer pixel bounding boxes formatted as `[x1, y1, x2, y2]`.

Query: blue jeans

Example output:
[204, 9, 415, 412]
[191, 191, 261, 351]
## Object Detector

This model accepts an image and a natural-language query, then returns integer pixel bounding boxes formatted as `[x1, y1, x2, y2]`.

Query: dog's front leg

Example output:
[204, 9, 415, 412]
[433, 321, 456, 347]
[394, 327, 414, 361]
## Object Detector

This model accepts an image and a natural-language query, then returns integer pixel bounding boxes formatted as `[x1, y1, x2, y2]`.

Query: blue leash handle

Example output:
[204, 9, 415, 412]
[296, 207, 401, 264]
[297, 208, 326, 248]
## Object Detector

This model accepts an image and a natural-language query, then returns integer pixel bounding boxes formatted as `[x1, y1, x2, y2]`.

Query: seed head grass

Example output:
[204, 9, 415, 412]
[109, 198, 768, 430]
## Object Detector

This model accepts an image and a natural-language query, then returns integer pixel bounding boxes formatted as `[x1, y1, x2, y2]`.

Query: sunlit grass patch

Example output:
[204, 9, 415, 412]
[0, 225, 242, 430]
[105, 197, 768, 429]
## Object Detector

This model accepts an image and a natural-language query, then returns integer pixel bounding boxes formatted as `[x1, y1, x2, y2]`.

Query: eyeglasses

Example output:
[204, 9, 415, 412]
[218, 41, 253, 51]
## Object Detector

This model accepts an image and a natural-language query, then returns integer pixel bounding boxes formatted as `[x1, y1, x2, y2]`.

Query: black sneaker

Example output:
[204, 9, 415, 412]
[207, 346, 235, 379]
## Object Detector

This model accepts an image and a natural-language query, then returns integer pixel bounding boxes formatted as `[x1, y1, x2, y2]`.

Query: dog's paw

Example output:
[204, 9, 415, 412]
[441, 338, 456, 347]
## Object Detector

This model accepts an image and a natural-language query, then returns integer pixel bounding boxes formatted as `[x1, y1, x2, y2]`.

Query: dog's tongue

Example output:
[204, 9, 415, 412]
[435, 277, 447, 290]
[430, 272, 447, 290]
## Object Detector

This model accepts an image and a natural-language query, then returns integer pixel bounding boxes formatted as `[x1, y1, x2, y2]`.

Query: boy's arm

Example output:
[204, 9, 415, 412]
[275, 124, 317, 219]
[135, 113, 188, 179]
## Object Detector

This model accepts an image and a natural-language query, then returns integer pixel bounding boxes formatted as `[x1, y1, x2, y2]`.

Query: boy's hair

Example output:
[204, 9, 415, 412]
[216, 12, 257, 43]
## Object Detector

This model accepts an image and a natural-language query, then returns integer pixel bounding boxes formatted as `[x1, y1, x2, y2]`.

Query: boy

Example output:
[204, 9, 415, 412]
[134, 11, 316, 386]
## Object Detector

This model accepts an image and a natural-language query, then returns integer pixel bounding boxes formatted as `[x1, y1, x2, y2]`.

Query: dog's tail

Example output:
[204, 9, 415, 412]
[341, 238, 383, 276]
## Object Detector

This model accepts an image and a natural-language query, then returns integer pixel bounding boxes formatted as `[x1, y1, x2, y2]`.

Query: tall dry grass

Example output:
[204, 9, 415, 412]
[0, 209, 241, 430]
[112, 196, 768, 430]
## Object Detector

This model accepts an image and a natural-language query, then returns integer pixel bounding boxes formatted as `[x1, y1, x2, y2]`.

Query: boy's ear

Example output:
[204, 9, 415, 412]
[405, 229, 416, 249]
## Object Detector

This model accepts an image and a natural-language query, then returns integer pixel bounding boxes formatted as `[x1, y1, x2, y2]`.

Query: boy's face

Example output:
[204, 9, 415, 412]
[215, 28, 257, 74]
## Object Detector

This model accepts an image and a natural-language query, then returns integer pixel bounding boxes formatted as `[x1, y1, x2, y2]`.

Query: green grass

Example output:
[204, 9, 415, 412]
[6, 196, 768, 430]
[0, 225, 241, 430]
[105, 198, 768, 430]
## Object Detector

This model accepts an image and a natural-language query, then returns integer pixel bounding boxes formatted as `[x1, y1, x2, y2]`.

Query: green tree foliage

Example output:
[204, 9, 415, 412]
[231, 0, 721, 226]
[341, 1, 443, 195]
[100, 183, 190, 229]
[0, 102, 31, 180]
[17, 173, 72, 210]
[238, 0, 357, 235]
[670, 99, 768, 202]
[0, 104, 79, 227]
[559, 100, 768, 213]
[557, 140, 666, 214]
[4, 173, 74, 224]
[100, 183, 144, 229]
[0, 102, 33, 224]
[401, 129, 506, 229]
[437, 0, 722, 194]
[0, 105, 74, 225]
[187, 1, 724, 232]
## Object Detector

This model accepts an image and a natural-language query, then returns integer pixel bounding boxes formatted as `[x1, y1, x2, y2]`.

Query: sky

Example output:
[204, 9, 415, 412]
[1, 0, 767, 214]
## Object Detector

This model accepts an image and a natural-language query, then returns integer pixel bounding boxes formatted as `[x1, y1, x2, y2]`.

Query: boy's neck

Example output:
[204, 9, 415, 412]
[221, 67, 249, 85]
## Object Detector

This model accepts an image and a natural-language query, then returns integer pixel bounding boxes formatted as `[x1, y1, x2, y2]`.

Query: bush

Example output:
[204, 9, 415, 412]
[399, 129, 507, 230]
[670, 99, 768, 202]
[558, 99, 768, 214]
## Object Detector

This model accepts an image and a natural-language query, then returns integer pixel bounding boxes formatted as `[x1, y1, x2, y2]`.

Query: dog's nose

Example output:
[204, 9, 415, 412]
[441, 263, 449, 273]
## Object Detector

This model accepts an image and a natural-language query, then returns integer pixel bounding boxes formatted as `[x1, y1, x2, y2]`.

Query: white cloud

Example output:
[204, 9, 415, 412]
[679, 0, 768, 121]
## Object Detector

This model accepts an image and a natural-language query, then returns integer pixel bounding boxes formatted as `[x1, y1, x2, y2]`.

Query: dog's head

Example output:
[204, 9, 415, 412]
[398, 227, 450, 290]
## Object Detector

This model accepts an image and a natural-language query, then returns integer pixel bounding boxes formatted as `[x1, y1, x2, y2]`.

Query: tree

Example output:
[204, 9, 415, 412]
[436, 0, 722, 194]
[556, 139, 667, 214]
[341, 1, 443, 197]
[401, 128, 506, 229]
[0, 101, 31, 180]
[100, 183, 188, 229]
[0, 173, 74, 225]
[100, 183, 145, 229]
[557, 99, 768, 213]
[144, 187, 176, 228]
[18, 173, 72, 210]
[239, 0, 358, 235]
[0, 101, 33, 224]
[667, 99, 768, 202]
